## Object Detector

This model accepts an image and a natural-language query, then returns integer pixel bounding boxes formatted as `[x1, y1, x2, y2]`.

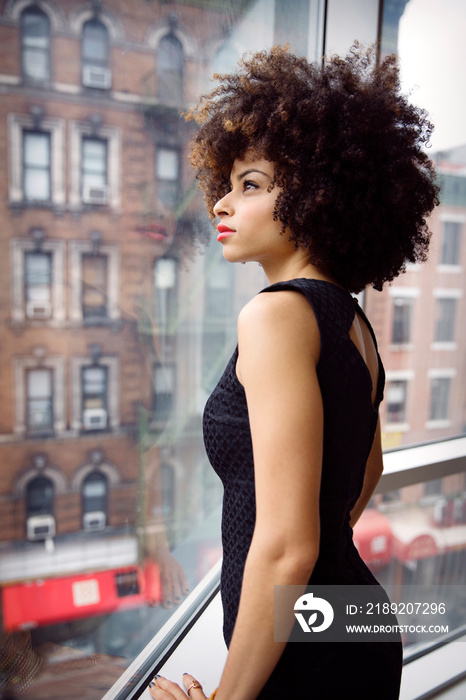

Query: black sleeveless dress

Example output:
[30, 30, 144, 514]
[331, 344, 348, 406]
[203, 279, 402, 699]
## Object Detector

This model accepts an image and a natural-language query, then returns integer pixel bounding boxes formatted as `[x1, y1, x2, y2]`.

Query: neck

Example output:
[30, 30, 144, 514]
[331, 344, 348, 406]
[262, 257, 342, 289]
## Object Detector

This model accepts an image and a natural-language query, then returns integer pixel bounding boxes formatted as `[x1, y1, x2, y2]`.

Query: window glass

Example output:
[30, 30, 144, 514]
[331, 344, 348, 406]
[370, 0, 466, 449]
[392, 297, 413, 344]
[23, 131, 50, 200]
[82, 19, 109, 65]
[156, 147, 180, 207]
[354, 470, 466, 651]
[441, 221, 462, 265]
[1, 1, 465, 698]
[25, 251, 52, 304]
[21, 6, 50, 81]
[27, 368, 53, 432]
[157, 33, 184, 103]
[82, 253, 108, 318]
[26, 476, 54, 516]
[82, 137, 107, 191]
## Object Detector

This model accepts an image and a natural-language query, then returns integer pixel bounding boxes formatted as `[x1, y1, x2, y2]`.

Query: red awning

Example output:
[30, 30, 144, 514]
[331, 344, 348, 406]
[353, 509, 392, 568]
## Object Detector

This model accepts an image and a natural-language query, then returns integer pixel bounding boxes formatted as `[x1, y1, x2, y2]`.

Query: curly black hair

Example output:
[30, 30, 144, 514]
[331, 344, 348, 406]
[185, 44, 440, 293]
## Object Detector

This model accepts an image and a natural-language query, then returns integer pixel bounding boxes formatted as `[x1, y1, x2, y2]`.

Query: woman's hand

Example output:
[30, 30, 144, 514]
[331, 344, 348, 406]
[148, 674, 208, 700]
[154, 547, 190, 609]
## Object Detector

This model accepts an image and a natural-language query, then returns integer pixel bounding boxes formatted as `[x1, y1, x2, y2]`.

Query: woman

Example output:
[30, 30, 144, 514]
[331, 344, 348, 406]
[149, 45, 439, 700]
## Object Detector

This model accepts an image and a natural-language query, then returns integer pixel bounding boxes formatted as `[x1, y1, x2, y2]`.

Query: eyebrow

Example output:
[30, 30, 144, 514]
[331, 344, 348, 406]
[233, 168, 272, 182]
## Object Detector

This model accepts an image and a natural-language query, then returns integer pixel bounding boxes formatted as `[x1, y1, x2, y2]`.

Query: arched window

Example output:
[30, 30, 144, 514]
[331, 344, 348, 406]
[82, 18, 111, 89]
[157, 33, 184, 104]
[20, 5, 50, 82]
[82, 470, 108, 529]
[26, 475, 54, 516]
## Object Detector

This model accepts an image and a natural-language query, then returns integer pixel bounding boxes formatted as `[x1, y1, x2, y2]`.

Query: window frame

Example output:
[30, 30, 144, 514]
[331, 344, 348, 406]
[13, 355, 66, 437]
[70, 355, 119, 433]
[69, 121, 121, 210]
[156, 145, 181, 209]
[157, 32, 184, 104]
[10, 236, 66, 324]
[81, 17, 110, 69]
[384, 373, 413, 430]
[26, 366, 54, 435]
[81, 364, 109, 431]
[22, 129, 51, 202]
[69, 240, 120, 324]
[81, 136, 109, 203]
[20, 4, 51, 83]
[8, 114, 65, 207]
[438, 216, 464, 270]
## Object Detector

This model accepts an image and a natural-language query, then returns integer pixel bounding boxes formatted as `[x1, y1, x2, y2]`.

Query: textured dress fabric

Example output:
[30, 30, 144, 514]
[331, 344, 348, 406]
[203, 279, 402, 700]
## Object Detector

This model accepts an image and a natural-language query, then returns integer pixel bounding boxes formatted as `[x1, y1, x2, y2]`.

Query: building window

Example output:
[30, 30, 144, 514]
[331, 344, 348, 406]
[441, 221, 462, 265]
[14, 356, 65, 436]
[82, 19, 111, 89]
[156, 147, 180, 208]
[82, 137, 108, 204]
[23, 131, 51, 201]
[392, 297, 413, 344]
[69, 241, 119, 323]
[82, 471, 108, 530]
[26, 475, 54, 517]
[153, 363, 175, 423]
[26, 474, 56, 540]
[82, 253, 108, 319]
[157, 33, 184, 104]
[9, 114, 65, 206]
[82, 365, 108, 431]
[11, 237, 65, 324]
[21, 6, 50, 82]
[429, 377, 451, 421]
[386, 380, 408, 424]
[24, 251, 52, 319]
[71, 355, 119, 432]
[435, 298, 457, 342]
[26, 367, 54, 434]
[69, 122, 120, 209]
[154, 257, 177, 329]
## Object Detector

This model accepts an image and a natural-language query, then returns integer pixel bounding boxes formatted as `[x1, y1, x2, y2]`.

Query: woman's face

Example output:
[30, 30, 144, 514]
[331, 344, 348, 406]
[213, 153, 295, 268]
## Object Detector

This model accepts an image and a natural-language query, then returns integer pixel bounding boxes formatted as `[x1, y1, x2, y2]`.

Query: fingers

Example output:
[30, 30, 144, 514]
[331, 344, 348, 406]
[148, 675, 188, 699]
[183, 673, 207, 699]
[160, 558, 189, 608]
[177, 566, 190, 597]
[147, 674, 207, 700]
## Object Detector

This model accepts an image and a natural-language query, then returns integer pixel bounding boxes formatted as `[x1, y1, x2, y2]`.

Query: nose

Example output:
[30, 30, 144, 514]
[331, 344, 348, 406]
[213, 191, 233, 218]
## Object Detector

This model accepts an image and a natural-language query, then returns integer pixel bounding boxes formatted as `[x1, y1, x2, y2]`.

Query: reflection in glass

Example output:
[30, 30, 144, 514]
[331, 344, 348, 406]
[26, 368, 54, 433]
[23, 131, 51, 201]
[21, 6, 50, 81]
[355, 473, 466, 650]
[1, 1, 465, 698]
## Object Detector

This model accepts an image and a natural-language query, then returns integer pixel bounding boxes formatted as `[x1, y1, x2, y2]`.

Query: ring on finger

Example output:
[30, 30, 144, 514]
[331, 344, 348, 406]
[187, 680, 203, 695]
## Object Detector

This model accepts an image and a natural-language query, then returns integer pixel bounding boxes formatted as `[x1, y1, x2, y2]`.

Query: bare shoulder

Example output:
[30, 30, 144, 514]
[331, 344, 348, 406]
[238, 289, 320, 367]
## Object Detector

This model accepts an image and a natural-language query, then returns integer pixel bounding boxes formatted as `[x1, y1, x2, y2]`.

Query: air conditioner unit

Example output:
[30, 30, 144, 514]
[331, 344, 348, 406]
[82, 65, 112, 89]
[27, 514, 56, 541]
[26, 300, 52, 319]
[83, 511, 106, 531]
[82, 407, 108, 430]
[82, 184, 109, 205]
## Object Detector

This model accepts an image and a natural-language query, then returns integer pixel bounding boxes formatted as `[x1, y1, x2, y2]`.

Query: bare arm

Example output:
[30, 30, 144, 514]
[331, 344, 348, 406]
[212, 290, 323, 700]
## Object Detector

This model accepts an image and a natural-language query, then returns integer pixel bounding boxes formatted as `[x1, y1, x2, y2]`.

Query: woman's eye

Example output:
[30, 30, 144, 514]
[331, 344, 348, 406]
[243, 180, 258, 191]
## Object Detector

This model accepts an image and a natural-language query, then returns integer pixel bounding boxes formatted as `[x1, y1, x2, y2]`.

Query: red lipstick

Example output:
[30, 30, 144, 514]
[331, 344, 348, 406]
[217, 224, 235, 241]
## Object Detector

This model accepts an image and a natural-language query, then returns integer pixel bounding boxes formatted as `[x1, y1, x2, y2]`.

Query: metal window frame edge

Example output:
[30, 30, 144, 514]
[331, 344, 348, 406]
[102, 559, 221, 700]
[104, 436, 466, 699]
